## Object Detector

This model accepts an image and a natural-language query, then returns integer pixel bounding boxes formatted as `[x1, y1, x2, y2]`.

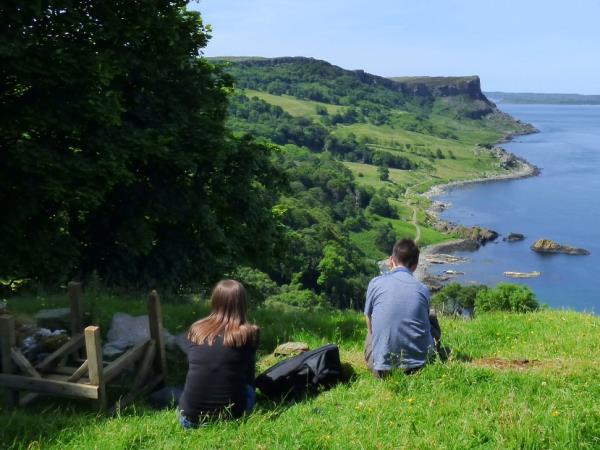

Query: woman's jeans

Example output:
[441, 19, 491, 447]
[178, 385, 256, 429]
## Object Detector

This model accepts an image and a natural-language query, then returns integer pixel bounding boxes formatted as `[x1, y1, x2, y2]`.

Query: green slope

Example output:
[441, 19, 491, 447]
[221, 57, 535, 257]
[2, 293, 599, 449]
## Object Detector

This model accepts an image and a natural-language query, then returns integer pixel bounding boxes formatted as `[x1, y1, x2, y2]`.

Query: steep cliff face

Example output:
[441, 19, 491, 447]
[227, 57, 492, 101]
[390, 76, 490, 102]
[216, 56, 509, 120]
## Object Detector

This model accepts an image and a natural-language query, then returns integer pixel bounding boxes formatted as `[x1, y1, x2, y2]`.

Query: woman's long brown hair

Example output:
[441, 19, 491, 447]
[187, 280, 259, 348]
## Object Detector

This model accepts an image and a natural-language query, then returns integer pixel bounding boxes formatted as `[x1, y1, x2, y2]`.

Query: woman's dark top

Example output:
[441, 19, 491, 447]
[178, 334, 256, 421]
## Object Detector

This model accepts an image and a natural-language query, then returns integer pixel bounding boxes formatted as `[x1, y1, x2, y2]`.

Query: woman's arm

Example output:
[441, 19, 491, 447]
[245, 327, 259, 387]
[246, 348, 256, 387]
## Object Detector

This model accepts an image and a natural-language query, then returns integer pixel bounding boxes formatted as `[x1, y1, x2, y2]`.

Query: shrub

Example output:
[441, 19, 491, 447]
[431, 283, 487, 314]
[368, 195, 396, 218]
[342, 215, 368, 232]
[230, 266, 279, 305]
[377, 164, 389, 181]
[475, 283, 539, 312]
[264, 284, 328, 310]
[374, 222, 397, 254]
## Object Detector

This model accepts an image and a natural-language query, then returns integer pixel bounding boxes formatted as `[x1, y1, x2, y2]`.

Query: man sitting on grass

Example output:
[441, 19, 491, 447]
[364, 239, 442, 377]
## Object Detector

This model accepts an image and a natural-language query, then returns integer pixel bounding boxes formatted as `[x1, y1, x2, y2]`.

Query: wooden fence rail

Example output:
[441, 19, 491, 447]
[0, 285, 166, 413]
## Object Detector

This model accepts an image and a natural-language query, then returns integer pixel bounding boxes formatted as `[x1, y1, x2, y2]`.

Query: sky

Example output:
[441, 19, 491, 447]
[189, 0, 600, 94]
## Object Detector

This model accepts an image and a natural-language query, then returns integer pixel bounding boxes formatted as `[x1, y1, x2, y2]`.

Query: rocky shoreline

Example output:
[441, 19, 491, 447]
[416, 146, 540, 288]
[423, 157, 540, 201]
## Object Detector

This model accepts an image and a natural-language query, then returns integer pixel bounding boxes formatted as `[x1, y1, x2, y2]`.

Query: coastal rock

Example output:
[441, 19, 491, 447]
[426, 254, 468, 264]
[504, 271, 541, 279]
[504, 232, 525, 242]
[492, 147, 519, 169]
[429, 239, 481, 254]
[444, 270, 465, 275]
[429, 201, 451, 213]
[421, 275, 446, 292]
[431, 219, 498, 246]
[455, 226, 499, 245]
[531, 239, 590, 256]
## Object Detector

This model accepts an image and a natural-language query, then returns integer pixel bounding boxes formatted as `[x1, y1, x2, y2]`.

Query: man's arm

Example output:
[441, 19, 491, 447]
[364, 279, 375, 335]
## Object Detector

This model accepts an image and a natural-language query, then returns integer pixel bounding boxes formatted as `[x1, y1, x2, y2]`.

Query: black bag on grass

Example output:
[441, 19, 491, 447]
[256, 344, 342, 398]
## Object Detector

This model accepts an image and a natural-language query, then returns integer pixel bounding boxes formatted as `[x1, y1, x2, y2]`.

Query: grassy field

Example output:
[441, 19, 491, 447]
[350, 214, 448, 260]
[244, 89, 344, 118]
[2, 291, 599, 449]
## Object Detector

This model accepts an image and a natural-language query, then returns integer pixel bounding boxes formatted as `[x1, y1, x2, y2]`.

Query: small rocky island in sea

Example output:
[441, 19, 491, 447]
[504, 232, 525, 242]
[531, 238, 590, 255]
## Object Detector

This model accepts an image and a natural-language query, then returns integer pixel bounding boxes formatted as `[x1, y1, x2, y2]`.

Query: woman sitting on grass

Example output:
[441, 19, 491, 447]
[178, 280, 259, 428]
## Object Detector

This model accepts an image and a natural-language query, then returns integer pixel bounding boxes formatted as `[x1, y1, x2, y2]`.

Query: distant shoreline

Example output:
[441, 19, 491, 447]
[485, 91, 600, 106]
[416, 134, 540, 285]
[423, 158, 539, 200]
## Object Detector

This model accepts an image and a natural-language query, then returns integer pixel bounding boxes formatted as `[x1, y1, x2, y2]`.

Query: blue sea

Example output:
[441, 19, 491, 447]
[434, 104, 600, 313]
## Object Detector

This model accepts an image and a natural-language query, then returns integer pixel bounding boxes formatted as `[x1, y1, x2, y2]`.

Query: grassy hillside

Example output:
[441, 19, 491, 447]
[245, 89, 344, 117]
[2, 292, 599, 449]
[227, 58, 531, 243]
[224, 58, 535, 264]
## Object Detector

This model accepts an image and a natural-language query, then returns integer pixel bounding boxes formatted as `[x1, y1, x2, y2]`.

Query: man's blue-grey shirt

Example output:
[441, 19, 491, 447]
[364, 266, 434, 370]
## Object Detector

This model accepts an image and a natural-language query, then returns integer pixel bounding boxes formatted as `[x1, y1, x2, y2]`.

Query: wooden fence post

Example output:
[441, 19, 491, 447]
[147, 291, 167, 383]
[0, 314, 19, 407]
[84, 326, 106, 411]
[68, 281, 83, 336]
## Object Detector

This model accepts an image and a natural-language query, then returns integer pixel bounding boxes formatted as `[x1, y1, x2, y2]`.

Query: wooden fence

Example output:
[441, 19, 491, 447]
[0, 282, 167, 413]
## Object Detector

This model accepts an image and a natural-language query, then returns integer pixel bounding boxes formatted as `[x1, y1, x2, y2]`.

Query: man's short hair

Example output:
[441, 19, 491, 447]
[392, 239, 420, 268]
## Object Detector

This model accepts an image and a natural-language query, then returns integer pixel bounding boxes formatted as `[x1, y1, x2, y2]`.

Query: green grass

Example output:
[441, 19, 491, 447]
[345, 161, 422, 188]
[418, 225, 451, 246]
[350, 216, 416, 260]
[2, 292, 599, 449]
[244, 89, 343, 118]
[350, 215, 450, 260]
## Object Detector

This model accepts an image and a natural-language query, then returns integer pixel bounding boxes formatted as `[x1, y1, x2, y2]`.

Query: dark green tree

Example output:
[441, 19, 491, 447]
[0, 1, 283, 287]
[374, 222, 397, 254]
[377, 164, 390, 181]
[368, 195, 396, 218]
[315, 105, 328, 115]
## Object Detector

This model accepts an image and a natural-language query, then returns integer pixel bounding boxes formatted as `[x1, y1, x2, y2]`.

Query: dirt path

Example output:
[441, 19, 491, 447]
[411, 206, 421, 244]
[401, 180, 430, 245]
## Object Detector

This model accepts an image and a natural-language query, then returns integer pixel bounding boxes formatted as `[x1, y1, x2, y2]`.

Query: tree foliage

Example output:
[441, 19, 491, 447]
[431, 283, 487, 314]
[374, 222, 397, 254]
[228, 95, 416, 170]
[270, 147, 375, 308]
[475, 283, 539, 312]
[0, 1, 282, 287]
[377, 164, 390, 181]
[368, 195, 396, 218]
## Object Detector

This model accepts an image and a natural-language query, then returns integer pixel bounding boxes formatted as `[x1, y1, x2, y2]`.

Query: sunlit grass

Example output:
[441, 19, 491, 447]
[3, 293, 598, 449]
